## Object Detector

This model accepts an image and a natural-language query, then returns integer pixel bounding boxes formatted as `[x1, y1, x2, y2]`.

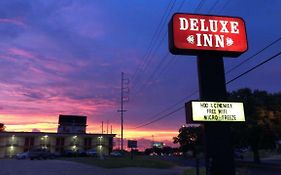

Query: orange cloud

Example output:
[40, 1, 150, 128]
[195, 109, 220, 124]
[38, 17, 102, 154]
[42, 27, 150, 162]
[1, 113, 180, 151]
[86, 121, 178, 143]
[6, 122, 57, 132]
[2, 115, 178, 145]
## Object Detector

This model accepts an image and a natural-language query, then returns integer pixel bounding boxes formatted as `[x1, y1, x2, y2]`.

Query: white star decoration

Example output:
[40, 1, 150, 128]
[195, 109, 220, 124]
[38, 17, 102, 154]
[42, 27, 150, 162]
[186, 35, 195, 44]
[226, 37, 234, 46]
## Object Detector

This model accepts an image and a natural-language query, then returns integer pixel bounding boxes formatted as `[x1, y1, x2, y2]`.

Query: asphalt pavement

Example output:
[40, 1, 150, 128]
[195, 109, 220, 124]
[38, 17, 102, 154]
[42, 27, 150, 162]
[0, 159, 184, 175]
[1, 156, 280, 175]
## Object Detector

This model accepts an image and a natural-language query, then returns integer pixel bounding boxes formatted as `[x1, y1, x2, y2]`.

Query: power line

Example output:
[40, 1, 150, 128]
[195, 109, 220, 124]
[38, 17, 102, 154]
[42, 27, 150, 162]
[132, 1, 177, 86]
[208, 0, 220, 14]
[194, 0, 206, 12]
[131, 34, 169, 97]
[154, 55, 177, 79]
[133, 51, 281, 129]
[226, 37, 281, 74]
[132, 90, 198, 129]
[141, 0, 206, 89]
[131, 1, 177, 85]
[226, 52, 281, 84]
[131, 1, 173, 81]
[137, 0, 187, 80]
[178, 0, 186, 11]
[131, 1, 173, 84]
[131, 0, 281, 128]
[139, 31, 168, 79]
[131, 53, 170, 99]
[131, 0, 207, 98]
[131, 0, 240, 127]
[217, 0, 231, 14]
[130, 0, 280, 128]
[133, 106, 184, 129]
[131, 0, 191, 95]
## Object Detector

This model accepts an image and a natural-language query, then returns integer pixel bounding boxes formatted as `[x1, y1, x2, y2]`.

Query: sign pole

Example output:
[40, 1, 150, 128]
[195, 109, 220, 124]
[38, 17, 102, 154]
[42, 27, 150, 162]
[168, 13, 247, 175]
[197, 52, 235, 175]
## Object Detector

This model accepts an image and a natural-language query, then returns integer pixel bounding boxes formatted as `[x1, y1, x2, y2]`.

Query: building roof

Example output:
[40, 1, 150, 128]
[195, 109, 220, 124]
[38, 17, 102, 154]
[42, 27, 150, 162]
[0, 131, 116, 137]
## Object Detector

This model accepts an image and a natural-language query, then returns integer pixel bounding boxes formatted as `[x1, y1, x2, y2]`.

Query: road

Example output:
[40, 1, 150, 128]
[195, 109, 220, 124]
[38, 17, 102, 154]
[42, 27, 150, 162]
[238, 155, 281, 175]
[159, 156, 281, 175]
[1, 157, 280, 175]
[0, 159, 183, 175]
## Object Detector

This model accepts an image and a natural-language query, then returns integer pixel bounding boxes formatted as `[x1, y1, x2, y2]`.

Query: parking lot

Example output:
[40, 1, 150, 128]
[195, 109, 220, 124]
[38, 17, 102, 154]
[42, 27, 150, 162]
[0, 159, 183, 175]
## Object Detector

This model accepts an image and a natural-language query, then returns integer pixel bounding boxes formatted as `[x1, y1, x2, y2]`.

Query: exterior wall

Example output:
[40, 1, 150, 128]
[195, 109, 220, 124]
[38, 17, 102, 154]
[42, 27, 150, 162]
[57, 125, 86, 134]
[0, 135, 25, 158]
[0, 132, 114, 158]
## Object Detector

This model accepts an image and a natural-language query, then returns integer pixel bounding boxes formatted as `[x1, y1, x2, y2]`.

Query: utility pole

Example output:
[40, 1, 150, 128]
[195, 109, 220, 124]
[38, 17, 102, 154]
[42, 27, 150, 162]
[117, 72, 129, 151]
[111, 125, 112, 134]
[101, 121, 103, 134]
[106, 120, 109, 134]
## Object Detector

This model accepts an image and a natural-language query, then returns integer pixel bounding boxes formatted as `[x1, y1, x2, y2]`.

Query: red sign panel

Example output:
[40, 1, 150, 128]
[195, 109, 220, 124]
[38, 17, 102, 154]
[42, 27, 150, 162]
[169, 13, 248, 57]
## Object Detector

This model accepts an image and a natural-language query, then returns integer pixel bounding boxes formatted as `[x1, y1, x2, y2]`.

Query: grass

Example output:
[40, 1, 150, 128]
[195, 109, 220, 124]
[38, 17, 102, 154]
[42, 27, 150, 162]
[62, 156, 177, 169]
[181, 167, 206, 175]
[241, 149, 279, 160]
[236, 168, 252, 175]
[181, 167, 252, 175]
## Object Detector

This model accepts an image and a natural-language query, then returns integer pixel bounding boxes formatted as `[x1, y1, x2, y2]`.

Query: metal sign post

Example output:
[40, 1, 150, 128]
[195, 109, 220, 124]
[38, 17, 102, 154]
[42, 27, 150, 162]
[128, 140, 137, 160]
[168, 13, 248, 175]
[197, 53, 234, 175]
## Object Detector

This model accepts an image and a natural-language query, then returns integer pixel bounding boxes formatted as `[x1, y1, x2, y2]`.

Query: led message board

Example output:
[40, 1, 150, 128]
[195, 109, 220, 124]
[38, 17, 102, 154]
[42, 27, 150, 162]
[186, 101, 245, 122]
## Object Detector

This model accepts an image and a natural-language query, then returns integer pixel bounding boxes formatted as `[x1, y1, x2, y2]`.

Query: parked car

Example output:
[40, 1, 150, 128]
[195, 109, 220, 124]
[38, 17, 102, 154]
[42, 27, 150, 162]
[62, 150, 76, 157]
[77, 150, 87, 157]
[52, 152, 61, 158]
[15, 152, 29, 159]
[86, 149, 97, 156]
[110, 151, 122, 157]
[149, 152, 158, 156]
[29, 149, 53, 160]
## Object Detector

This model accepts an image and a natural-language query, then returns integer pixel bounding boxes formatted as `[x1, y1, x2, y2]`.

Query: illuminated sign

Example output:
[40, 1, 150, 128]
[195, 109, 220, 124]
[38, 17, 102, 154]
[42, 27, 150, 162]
[186, 101, 245, 122]
[169, 13, 248, 57]
[128, 140, 137, 148]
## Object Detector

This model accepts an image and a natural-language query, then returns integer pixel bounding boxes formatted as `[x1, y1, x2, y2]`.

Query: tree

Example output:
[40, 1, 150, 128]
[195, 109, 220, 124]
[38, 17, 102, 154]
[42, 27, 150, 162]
[173, 125, 204, 157]
[162, 146, 173, 155]
[0, 123, 5, 132]
[228, 88, 281, 163]
[144, 148, 153, 155]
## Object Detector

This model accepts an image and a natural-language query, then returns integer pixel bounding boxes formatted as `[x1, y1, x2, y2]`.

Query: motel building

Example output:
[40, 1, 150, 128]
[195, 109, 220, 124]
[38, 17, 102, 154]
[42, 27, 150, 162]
[0, 115, 115, 158]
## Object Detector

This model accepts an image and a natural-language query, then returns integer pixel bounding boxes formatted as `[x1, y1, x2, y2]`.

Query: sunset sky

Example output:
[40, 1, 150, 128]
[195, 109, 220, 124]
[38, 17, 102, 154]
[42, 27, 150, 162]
[0, 0, 280, 147]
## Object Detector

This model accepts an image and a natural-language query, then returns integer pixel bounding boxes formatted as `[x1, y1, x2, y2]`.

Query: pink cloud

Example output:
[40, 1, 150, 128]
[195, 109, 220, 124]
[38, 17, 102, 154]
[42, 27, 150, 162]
[8, 48, 35, 59]
[7, 47, 78, 73]
[0, 18, 27, 27]
[0, 82, 117, 118]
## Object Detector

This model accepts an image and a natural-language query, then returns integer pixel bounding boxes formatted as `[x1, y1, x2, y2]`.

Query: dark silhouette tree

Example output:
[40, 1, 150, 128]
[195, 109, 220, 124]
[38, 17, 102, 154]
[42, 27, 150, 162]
[0, 123, 5, 132]
[162, 146, 173, 155]
[228, 88, 281, 163]
[173, 125, 204, 157]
